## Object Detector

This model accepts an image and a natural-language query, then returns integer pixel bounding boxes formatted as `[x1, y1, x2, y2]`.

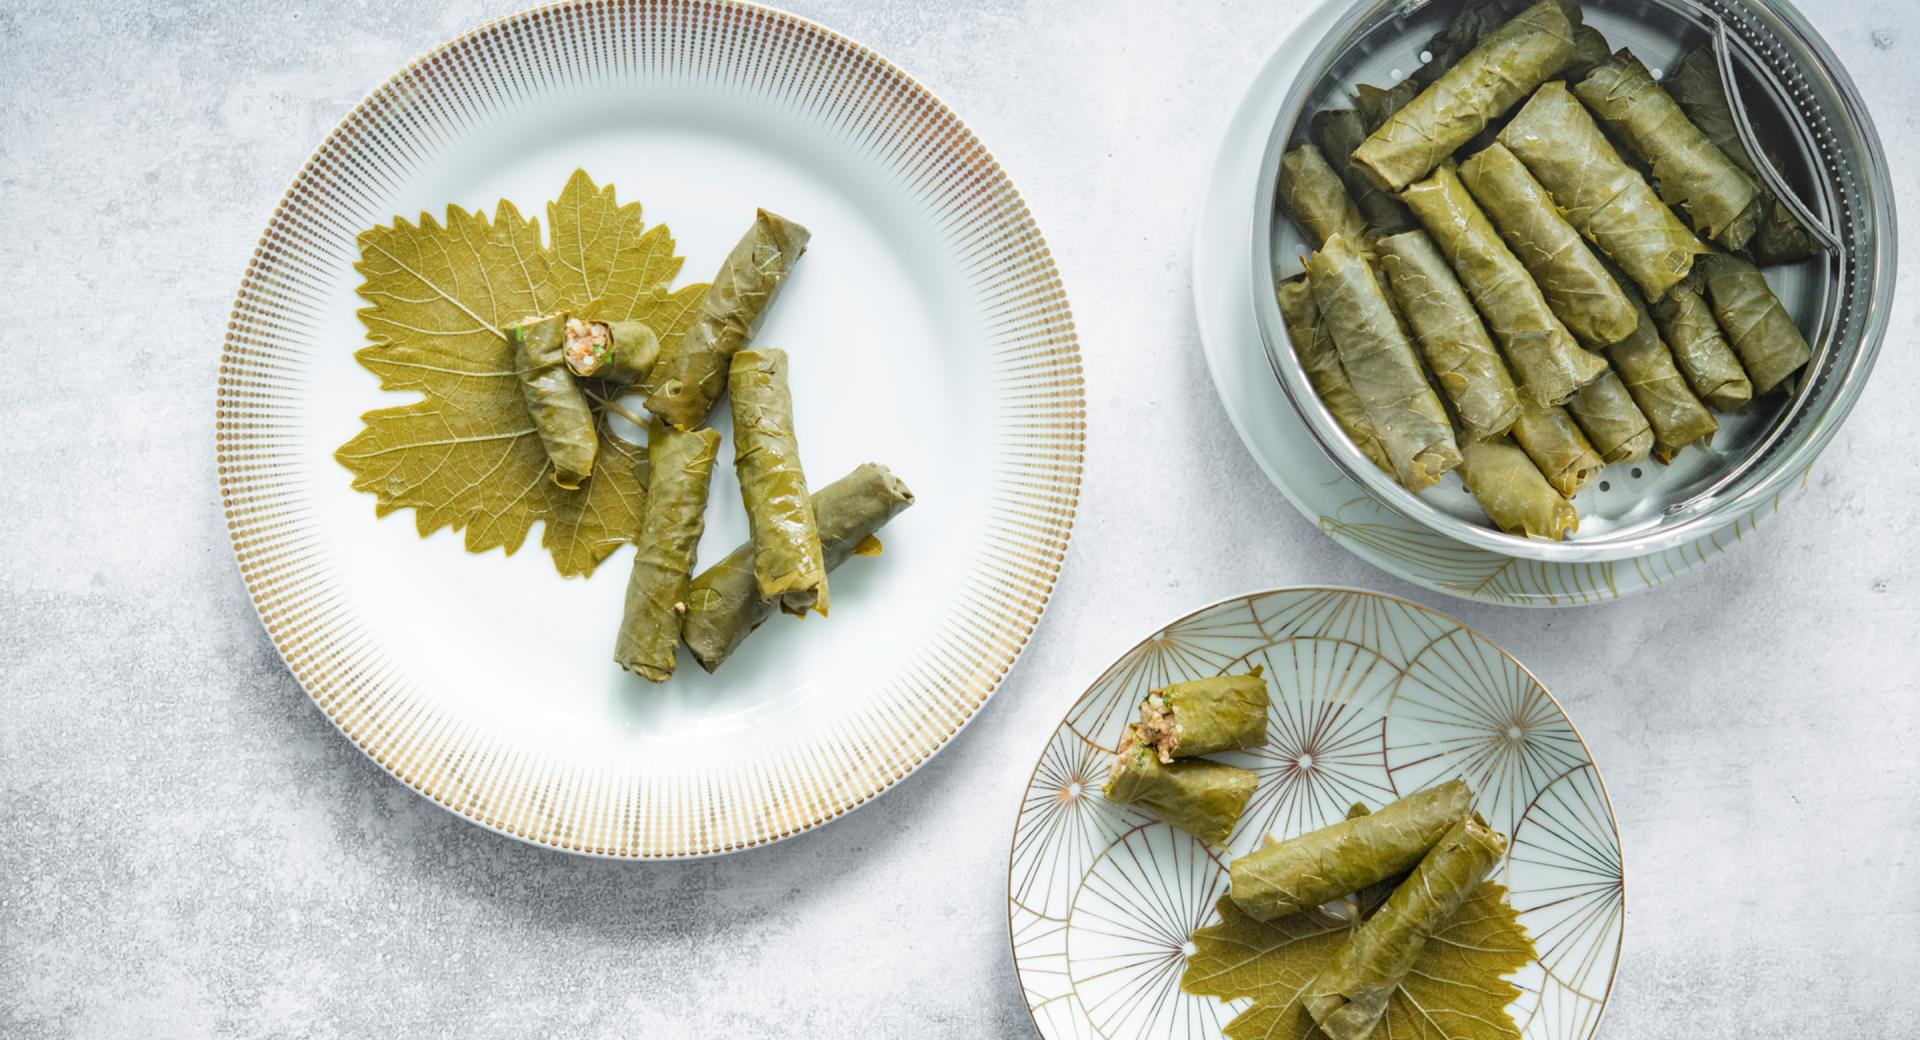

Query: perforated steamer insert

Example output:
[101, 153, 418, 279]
[1251, 0, 1894, 562]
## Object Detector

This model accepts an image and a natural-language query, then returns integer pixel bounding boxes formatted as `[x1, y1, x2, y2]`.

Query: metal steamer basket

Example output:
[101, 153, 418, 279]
[1252, 0, 1894, 562]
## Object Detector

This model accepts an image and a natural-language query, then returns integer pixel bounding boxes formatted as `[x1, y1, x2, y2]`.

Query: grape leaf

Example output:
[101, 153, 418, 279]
[334, 171, 707, 577]
[1182, 884, 1532, 1040]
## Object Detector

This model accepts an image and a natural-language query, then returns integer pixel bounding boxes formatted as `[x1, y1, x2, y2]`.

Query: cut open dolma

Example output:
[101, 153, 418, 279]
[1575, 51, 1760, 249]
[1500, 82, 1712, 302]
[730, 348, 829, 615]
[1229, 780, 1472, 922]
[1400, 162, 1608, 407]
[1302, 814, 1508, 1040]
[1461, 437, 1579, 539]
[1104, 726, 1257, 845]
[1665, 47, 1820, 265]
[1136, 669, 1270, 762]
[1510, 401, 1603, 497]
[1457, 142, 1640, 349]
[1607, 293, 1719, 462]
[1307, 234, 1462, 491]
[1651, 283, 1754, 411]
[1277, 277, 1395, 474]
[564, 316, 660, 385]
[1310, 109, 1416, 236]
[511, 312, 597, 489]
[1697, 253, 1812, 395]
[1566, 370, 1654, 464]
[613, 423, 721, 682]
[1279, 143, 1370, 248]
[1352, 0, 1578, 192]
[1374, 229, 1521, 440]
[645, 209, 811, 429]
[683, 463, 914, 673]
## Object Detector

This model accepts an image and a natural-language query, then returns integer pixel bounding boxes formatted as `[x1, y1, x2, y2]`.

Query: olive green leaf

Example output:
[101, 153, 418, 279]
[1182, 884, 1532, 1040]
[335, 171, 707, 576]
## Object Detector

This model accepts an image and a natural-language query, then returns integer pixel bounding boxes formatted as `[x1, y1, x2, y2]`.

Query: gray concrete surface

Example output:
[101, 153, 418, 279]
[3, 0, 1917, 1036]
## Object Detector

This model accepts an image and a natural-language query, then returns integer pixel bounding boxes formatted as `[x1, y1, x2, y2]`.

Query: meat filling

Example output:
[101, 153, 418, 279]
[562, 317, 612, 377]
[1137, 692, 1181, 763]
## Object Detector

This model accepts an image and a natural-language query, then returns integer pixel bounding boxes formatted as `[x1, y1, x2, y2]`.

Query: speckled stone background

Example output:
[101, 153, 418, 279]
[2, 0, 1916, 1036]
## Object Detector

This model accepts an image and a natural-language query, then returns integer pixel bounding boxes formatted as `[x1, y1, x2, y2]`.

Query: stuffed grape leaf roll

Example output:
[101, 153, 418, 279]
[1575, 51, 1761, 249]
[1651, 283, 1754, 411]
[1228, 779, 1473, 922]
[730, 348, 829, 615]
[1399, 162, 1609, 407]
[1279, 143, 1370, 249]
[1277, 277, 1395, 474]
[1104, 726, 1257, 845]
[1352, 0, 1578, 192]
[1307, 234, 1462, 490]
[1607, 291, 1719, 462]
[1510, 401, 1603, 498]
[683, 463, 915, 673]
[564, 316, 660, 385]
[1374, 229, 1521, 440]
[1499, 82, 1712, 302]
[645, 209, 811, 430]
[1302, 814, 1508, 1040]
[1461, 437, 1579, 540]
[1566, 369, 1654, 464]
[1697, 253, 1812, 394]
[613, 423, 721, 682]
[1456, 142, 1640, 349]
[1665, 47, 1820, 266]
[1134, 669, 1270, 762]
[1310, 109, 1416, 236]
[510, 312, 597, 489]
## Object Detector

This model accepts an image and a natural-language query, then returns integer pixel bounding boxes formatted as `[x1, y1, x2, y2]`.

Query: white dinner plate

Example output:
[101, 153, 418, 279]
[217, 1, 1083, 857]
[1192, 0, 1804, 607]
[1007, 587, 1624, 1039]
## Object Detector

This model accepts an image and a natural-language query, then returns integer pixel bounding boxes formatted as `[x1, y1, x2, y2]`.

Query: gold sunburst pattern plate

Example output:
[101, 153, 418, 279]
[216, 1, 1082, 857]
[1008, 588, 1623, 1039]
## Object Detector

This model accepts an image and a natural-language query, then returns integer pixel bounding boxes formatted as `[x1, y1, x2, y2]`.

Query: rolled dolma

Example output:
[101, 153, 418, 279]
[1307, 234, 1462, 491]
[1665, 47, 1819, 266]
[1228, 779, 1473, 922]
[729, 348, 829, 615]
[1500, 82, 1712, 302]
[1103, 726, 1257, 846]
[613, 423, 721, 682]
[1510, 401, 1603, 497]
[1461, 438, 1579, 540]
[1651, 284, 1754, 411]
[1310, 109, 1416, 236]
[1277, 277, 1395, 474]
[1607, 296, 1719, 462]
[1562, 24, 1614, 80]
[1352, 0, 1578, 192]
[1697, 253, 1812, 395]
[1302, 814, 1508, 1040]
[1135, 669, 1270, 763]
[1279, 143, 1370, 249]
[1575, 51, 1760, 249]
[1348, 1, 1508, 133]
[511, 312, 597, 489]
[1566, 370, 1654, 464]
[1456, 142, 1641, 349]
[683, 463, 915, 673]
[1400, 162, 1609, 408]
[645, 209, 811, 430]
[564, 316, 660, 385]
[1374, 230, 1521, 440]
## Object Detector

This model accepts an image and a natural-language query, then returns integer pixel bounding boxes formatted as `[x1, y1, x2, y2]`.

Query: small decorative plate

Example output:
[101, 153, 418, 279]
[1192, 0, 1802, 607]
[217, 1, 1082, 857]
[1008, 588, 1624, 1039]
